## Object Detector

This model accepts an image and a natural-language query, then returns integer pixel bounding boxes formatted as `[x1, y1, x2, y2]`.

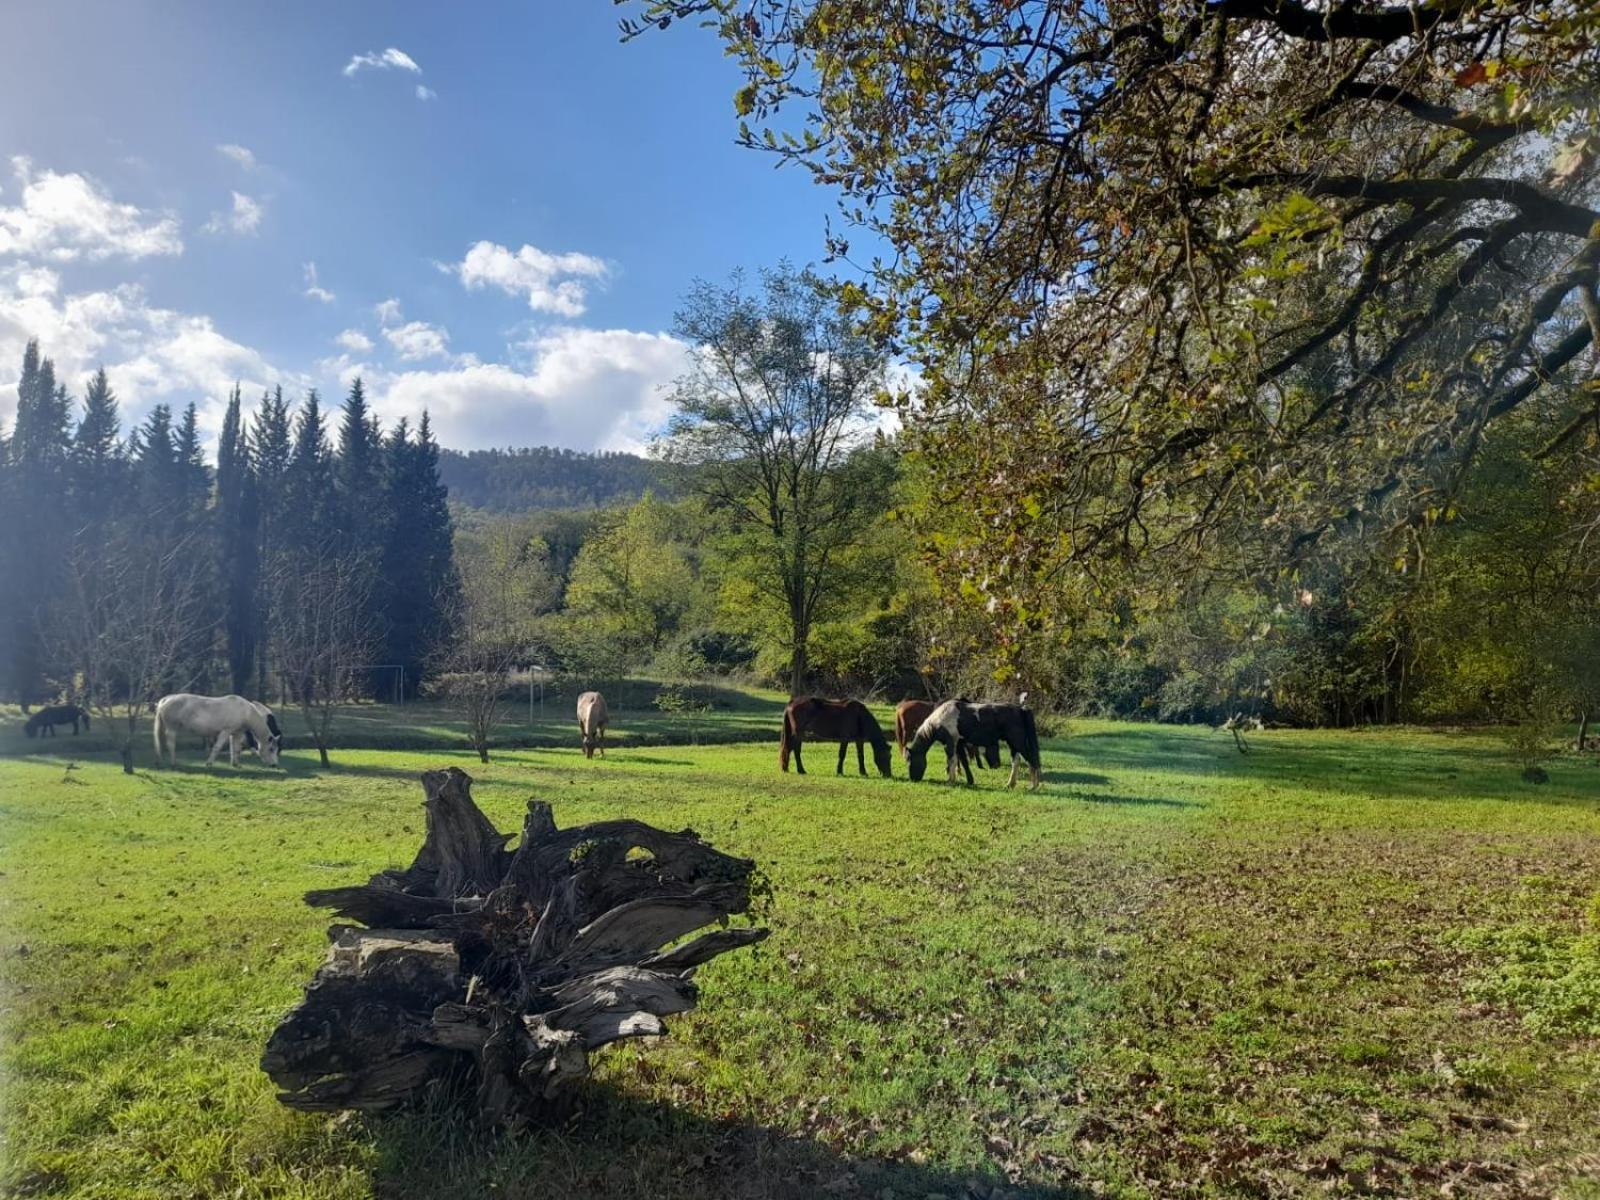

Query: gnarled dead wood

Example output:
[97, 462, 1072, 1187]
[262, 766, 768, 1127]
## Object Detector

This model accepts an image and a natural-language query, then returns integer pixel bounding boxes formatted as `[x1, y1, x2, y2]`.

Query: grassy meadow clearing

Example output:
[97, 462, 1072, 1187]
[1, 696, 1598, 1199]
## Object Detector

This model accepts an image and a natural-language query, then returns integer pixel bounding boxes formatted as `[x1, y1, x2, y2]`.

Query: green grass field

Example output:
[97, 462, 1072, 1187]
[2, 698, 1598, 1198]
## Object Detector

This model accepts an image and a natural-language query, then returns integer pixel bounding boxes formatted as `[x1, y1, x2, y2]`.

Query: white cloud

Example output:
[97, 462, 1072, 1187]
[364, 327, 688, 453]
[452, 240, 610, 317]
[303, 261, 335, 303]
[335, 328, 374, 353]
[0, 266, 290, 439]
[343, 47, 421, 77]
[216, 143, 257, 171]
[383, 319, 450, 361]
[0, 157, 182, 262]
[416, 85, 437, 101]
[15, 266, 59, 298]
[203, 191, 263, 236]
[374, 297, 403, 325]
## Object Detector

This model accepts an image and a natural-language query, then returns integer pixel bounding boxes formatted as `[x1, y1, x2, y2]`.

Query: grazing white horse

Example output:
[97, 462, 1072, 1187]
[576, 691, 608, 759]
[154, 693, 282, 768]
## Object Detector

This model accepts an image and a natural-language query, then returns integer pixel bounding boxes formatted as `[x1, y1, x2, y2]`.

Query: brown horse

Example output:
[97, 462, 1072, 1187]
[780, 697, 893, 777]
[895, 699, 934, 759]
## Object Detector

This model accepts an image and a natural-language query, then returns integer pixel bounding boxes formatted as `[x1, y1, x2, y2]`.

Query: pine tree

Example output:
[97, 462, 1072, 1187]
[71, 368, 124, 525]
[134, 404, 179, 511]
[377, 413, 457, 698]
[217, 387, 261, 693]
[337, 378, 385, 550]
[284, 389, 337, 545]
[175, 402, 210, 518]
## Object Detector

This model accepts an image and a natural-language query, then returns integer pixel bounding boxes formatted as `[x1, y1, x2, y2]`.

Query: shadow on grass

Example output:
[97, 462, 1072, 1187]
[1065, 726, 1600, 805]
[365, 1083, 1084, 1200]
[1046, 771, 1112, 787]
[1073, 791, 1199, 808]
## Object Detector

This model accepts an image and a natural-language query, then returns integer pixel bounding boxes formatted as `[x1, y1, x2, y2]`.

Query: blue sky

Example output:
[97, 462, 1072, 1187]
[0, 2, 849, 451]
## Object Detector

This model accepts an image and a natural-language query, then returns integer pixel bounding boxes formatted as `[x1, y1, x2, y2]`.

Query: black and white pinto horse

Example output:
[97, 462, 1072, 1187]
[154, 693, 282, 768]
[906, 699, 1042, 790]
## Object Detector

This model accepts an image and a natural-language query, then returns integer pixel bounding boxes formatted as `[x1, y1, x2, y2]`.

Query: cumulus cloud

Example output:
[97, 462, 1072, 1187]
[216, 143, 257, 171]
[416, 85, 437, 101]
[343, 47, 421, 76]
[0, 157, 182, 262]
[383, 319, 450, 361]
[364, 327, 688, 453]
[335, 328, 374, 353]
[303, 261, 335, 303]
[0, 265, 287, 438]
[374, 297, 403, 325]
[452, 240, 609, 317]
[203, 191, 263, 236]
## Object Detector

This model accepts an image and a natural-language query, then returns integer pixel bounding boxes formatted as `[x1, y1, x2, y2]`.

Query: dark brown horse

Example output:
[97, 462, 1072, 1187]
[780, 697, 893, 777]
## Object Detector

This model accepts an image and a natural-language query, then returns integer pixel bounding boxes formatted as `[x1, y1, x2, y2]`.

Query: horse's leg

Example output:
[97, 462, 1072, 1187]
[1005, 750, 1020, 789]
[793, 737, 805, 775]
[206, 731, 228, 767]
[857, 739, 867, 776]
[836, 740, 846, 775]
[230, 733, 242, 768]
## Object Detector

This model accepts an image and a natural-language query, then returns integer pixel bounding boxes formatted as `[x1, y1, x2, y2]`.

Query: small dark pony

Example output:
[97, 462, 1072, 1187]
[24, 704, 90, 738]
[780, 697, 893, 778]
[906, 699, 1042, 790]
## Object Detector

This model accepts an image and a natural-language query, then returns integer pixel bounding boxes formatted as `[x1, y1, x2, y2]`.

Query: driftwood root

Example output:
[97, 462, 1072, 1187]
[262, 767, 767, 1126]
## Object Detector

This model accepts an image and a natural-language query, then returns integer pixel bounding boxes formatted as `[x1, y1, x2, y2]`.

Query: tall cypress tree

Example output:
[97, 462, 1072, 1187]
[217, 387, 260, 693]
[8, 341, 72, 702]
[251, 387, 293, 696]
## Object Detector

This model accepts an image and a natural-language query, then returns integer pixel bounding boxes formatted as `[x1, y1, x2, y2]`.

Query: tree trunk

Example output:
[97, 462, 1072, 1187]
[788, 623, 809, 698]
[262, 767, 766, 1127]
[120, 740, 134, 774]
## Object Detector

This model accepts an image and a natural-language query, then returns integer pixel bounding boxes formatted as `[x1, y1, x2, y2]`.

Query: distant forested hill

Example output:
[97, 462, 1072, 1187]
[438, 446, 672, 511]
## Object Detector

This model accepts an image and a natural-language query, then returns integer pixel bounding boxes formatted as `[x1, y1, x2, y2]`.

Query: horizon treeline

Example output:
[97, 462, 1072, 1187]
[0, 340, 456, 708]
[438, 445, 668, 512]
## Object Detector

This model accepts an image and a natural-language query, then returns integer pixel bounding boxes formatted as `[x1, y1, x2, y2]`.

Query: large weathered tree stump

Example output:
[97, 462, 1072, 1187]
[262, 767, 768, 1127]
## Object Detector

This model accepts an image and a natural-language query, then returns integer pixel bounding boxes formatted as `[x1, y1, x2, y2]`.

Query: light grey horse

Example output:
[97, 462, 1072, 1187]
[154, 693, 282, 768]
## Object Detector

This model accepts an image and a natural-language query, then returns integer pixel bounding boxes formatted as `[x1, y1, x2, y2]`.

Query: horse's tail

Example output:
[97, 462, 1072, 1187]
[1020, 707, 1042, 787]
[779, 708, 794, 771]
[152, 702, 167, 761]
